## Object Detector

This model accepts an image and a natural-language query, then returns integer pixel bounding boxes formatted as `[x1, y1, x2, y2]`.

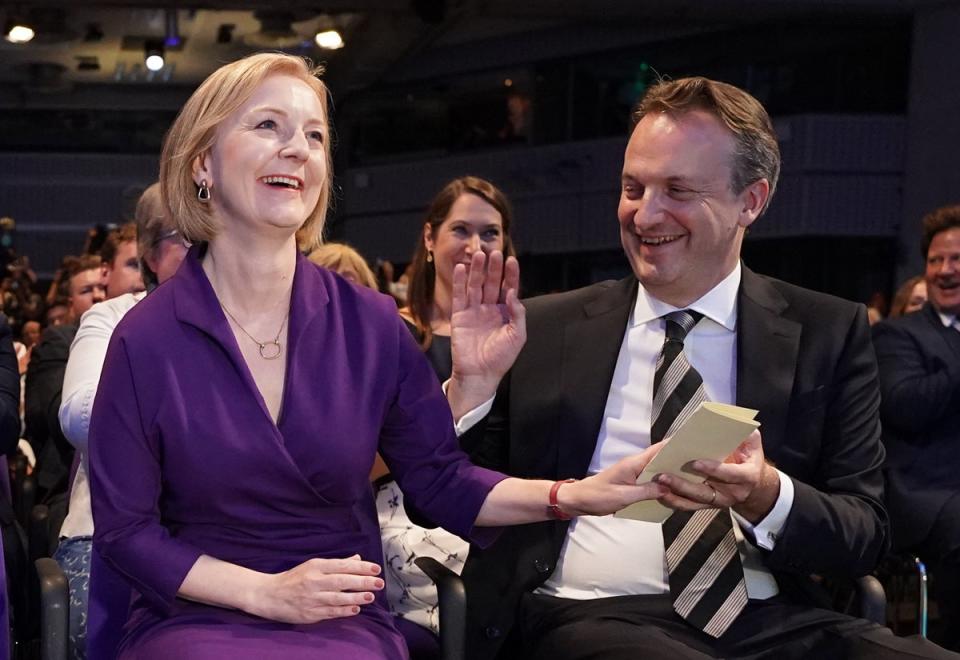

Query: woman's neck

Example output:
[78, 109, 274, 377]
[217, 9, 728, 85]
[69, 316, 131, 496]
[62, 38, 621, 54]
[430, 279, 453, 334]
[202, 232, 298, 315]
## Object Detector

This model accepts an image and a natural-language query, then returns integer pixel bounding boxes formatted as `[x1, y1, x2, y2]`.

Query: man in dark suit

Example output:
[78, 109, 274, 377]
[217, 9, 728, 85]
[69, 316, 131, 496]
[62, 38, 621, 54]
[874, 205, 960, 650]
[25, 254, 104, 499]
[447, 77, 954, 659]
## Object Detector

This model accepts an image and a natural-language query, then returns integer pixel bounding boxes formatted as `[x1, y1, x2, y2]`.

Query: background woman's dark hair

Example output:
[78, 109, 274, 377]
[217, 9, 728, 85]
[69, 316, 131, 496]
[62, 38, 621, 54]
[407, 176, 516, 349]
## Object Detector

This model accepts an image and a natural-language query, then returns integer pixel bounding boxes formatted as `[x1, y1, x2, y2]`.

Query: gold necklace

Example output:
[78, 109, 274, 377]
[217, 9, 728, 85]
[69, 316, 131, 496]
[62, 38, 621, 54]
[219, 302, 289, 360]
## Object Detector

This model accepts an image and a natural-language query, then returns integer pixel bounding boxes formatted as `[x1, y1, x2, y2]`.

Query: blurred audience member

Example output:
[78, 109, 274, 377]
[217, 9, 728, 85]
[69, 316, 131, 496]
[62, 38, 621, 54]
[20, 321, 40, 351]
[15, 320, 40, 375]
[99, 223, 145, 298]
[866, 291, 888, 325]
[45, 301, 70, 328]
[307, 243, 378, 289]
[63, 255, 106, 325]
[889, 275, 928, 318]
[25, 254, 105, 500]
[874, 204, 960, 650]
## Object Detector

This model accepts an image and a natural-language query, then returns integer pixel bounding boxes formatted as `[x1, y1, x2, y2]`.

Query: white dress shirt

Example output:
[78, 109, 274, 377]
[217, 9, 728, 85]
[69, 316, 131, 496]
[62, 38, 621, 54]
[58, 292, 144, 539]
[461, 264, 792, 600]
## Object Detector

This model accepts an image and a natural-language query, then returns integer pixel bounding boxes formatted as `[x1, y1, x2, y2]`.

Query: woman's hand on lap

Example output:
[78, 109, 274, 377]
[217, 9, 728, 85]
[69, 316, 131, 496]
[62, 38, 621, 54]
[250, 555, 384, 624]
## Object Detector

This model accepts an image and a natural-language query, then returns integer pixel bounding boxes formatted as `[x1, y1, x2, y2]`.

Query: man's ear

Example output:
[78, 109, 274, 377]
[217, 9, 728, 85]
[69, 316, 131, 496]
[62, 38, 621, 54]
[100, 263, 111, 279]
[737, 178, 770, 230]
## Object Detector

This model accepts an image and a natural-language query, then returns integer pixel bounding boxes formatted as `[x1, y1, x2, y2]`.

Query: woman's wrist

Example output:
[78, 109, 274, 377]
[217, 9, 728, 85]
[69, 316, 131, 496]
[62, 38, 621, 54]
[549, 479, 579, 520]
[238, 567, 274, 617]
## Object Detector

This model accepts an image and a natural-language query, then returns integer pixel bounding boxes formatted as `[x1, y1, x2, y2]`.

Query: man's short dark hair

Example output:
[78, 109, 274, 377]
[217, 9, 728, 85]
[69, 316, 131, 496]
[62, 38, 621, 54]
[633, 77, 781, 214]
[63, 253, 102, 281]
[921, 204, 960, 258]
[99, 223, 138, 268]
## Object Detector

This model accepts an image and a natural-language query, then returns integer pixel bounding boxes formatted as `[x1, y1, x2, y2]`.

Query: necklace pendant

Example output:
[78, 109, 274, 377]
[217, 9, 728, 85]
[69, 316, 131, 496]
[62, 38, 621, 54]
[259, 340, 282, 360]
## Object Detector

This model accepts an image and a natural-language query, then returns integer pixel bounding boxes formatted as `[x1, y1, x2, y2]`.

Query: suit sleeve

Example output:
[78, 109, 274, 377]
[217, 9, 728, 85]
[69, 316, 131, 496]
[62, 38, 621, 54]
[0, 315, 20, 454]
[766, 305, 888, 578]
[872, 318, 960, 436]
[89, 334, 203, 613]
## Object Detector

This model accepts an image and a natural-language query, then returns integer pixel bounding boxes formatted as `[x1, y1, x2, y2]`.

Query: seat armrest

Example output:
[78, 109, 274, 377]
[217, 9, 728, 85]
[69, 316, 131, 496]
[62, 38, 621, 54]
[29, 504, 50, 562]
[415, 556, 466, 660]
[35, 557, 69, 660]
[855, 574, 886, 625]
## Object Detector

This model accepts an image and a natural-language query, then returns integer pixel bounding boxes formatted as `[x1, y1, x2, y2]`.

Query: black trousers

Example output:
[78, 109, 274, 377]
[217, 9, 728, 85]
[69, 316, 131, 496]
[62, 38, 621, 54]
[519, 592, 957, 660]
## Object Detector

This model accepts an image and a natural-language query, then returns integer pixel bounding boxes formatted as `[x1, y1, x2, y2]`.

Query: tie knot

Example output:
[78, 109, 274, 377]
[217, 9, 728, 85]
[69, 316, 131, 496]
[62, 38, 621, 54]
[664, 310, 703, 342]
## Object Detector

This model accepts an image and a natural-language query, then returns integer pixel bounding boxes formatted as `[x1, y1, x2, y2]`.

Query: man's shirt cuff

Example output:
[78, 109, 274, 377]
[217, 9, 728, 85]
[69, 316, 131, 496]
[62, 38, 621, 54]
[441, 379, 495, 436]
[732, 469, 794, 551]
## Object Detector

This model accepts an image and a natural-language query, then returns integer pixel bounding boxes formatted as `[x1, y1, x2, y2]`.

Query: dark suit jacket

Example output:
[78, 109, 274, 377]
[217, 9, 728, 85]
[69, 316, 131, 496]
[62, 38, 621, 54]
[24, 323, 76, 495]
[0, 314, 20, 455]
[873, 304, 960, 550]
[459, 267, 888, 660]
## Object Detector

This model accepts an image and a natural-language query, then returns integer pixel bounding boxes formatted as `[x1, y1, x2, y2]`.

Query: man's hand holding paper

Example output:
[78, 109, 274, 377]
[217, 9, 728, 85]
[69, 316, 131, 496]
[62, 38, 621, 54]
[654, 429, 782, 524]
[615, 402, 777, 523]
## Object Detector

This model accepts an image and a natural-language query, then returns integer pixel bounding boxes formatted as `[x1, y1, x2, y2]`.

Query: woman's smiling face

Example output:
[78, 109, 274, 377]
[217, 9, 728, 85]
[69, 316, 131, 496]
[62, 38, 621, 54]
[425, 193, 505, 291]
[196, 74, 328, 239]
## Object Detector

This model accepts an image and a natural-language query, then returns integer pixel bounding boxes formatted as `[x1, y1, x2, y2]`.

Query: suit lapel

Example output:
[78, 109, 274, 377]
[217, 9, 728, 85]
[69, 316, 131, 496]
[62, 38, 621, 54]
[736, 268, 802, 448]
[557, 276, 638, 477]
[924, 304, 960, 358]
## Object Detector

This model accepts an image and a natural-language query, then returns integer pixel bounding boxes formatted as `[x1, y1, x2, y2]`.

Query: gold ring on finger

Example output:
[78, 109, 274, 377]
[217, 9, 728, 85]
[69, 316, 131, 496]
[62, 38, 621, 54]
[707, 484, 718, 506]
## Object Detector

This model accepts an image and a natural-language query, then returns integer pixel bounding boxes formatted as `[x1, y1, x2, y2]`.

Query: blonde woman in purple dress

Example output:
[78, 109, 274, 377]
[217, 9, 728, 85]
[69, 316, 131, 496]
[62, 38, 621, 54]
[89, 53, 667, 659]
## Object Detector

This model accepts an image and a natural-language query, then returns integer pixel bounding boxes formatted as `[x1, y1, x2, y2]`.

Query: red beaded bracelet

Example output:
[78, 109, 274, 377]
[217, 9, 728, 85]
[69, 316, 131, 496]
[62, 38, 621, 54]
[547, 479, 577, 520]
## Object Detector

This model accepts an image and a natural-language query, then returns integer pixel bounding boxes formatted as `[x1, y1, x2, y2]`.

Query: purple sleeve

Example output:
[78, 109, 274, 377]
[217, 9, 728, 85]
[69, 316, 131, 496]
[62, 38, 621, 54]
[88, 334, 203, 613]
[378, 317, 507, 547]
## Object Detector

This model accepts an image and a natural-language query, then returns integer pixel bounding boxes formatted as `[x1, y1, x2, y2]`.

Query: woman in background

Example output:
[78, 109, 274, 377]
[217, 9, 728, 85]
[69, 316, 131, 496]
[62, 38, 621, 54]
[307, 243, 378, 290]
[378, 176, 515, 647]
[889, 275, 927, 318]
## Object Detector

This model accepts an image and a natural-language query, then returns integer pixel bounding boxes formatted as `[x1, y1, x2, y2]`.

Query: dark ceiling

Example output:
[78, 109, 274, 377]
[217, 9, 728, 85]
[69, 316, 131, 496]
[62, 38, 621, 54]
[0, 0, 937, 152]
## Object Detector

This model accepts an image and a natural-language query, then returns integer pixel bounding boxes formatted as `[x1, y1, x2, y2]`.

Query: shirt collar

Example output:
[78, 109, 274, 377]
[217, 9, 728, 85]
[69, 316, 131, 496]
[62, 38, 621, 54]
[631, 262, 740, 331]
[936, 309, 958, 329]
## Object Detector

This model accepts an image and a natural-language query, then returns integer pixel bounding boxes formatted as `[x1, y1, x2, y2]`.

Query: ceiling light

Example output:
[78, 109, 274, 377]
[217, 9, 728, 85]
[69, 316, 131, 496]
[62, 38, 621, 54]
[164, 9, 181, 48]
[5, 21, 35, 44]
[144, 42, 165, 72]
[314, 29, 344, 50]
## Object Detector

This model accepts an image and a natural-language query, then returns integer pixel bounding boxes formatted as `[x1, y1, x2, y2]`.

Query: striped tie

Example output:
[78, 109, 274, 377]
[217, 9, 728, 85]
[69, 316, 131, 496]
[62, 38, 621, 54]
[653, 310, 748, 638]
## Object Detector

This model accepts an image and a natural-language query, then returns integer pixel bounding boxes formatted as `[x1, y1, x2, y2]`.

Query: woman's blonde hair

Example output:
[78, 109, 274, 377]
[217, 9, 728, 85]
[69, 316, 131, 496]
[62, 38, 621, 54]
[307, 243, 378, 290]
[159, 52, 333, 252]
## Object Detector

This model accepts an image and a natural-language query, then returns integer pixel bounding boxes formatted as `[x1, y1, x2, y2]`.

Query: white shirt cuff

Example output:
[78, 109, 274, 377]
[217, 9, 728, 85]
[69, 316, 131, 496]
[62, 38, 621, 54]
[441, 379, 495, 436]
[732, 469, 794, 551]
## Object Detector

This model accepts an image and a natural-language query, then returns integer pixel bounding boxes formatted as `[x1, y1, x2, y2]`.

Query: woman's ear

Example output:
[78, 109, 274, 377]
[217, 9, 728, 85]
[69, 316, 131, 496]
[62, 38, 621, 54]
[192, 152, 211, 187]
[422, 222, 435, 252]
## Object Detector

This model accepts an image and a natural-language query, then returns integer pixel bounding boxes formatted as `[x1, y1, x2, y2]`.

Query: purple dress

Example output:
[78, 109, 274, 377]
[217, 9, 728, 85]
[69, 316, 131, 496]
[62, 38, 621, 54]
[88, 246, 505, 659]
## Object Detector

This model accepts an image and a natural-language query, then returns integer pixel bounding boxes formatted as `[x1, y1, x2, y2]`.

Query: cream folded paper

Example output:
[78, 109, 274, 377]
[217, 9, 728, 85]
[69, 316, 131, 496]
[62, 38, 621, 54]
[614, 402, 760, 524]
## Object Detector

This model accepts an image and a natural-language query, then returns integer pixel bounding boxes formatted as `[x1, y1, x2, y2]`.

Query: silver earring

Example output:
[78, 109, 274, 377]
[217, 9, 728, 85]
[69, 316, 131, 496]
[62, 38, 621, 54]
[426, 251, 433, 263]
[198, 179, 211, 203]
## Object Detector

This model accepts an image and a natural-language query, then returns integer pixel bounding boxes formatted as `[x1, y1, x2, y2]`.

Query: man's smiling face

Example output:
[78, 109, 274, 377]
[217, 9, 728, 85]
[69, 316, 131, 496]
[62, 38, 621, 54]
[617, 110, 766, 307]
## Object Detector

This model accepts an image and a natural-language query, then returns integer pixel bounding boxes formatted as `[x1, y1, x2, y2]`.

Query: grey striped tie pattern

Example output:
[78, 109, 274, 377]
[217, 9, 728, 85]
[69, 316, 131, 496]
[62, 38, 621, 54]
[653, 310, 748, 638]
